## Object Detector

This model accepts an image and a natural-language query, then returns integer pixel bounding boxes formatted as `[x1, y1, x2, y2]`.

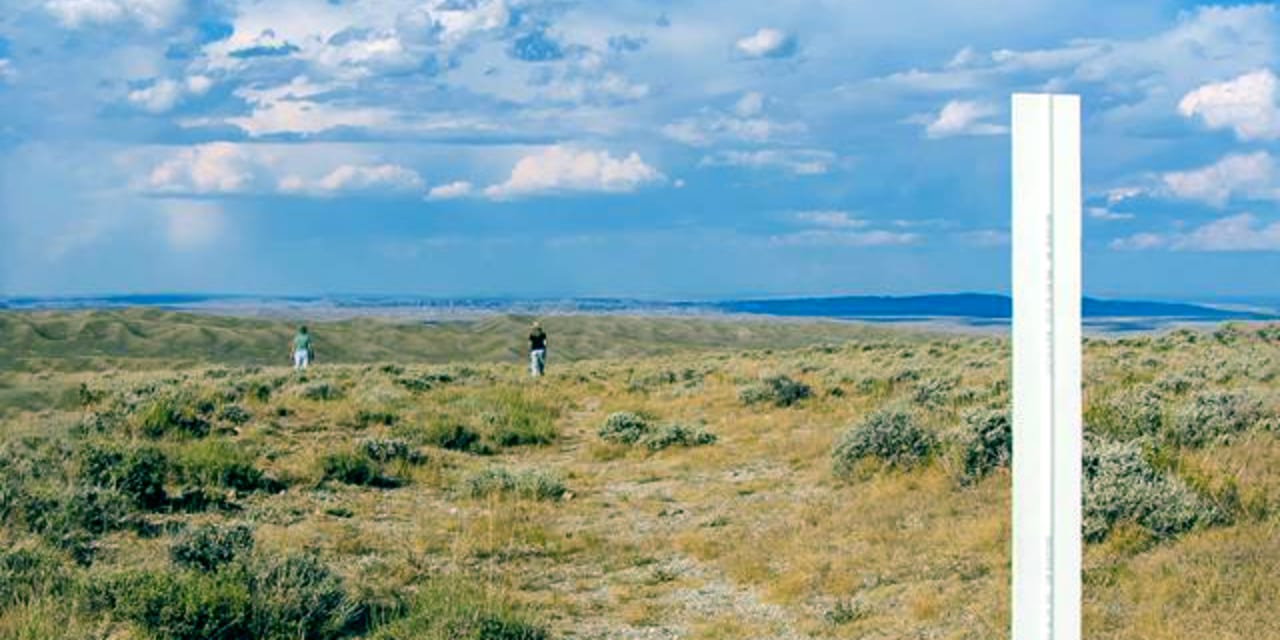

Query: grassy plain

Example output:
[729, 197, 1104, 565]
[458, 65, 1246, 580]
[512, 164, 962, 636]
[2, 310, 1279, 639]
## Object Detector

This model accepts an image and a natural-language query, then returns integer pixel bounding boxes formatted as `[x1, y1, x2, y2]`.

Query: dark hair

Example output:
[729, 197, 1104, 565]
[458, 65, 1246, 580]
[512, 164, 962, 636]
[299, 326, 308, 334]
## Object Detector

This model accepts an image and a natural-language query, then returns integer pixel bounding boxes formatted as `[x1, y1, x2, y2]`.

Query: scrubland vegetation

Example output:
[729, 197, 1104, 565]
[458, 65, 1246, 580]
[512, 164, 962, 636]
[3, 311, 1280, 638]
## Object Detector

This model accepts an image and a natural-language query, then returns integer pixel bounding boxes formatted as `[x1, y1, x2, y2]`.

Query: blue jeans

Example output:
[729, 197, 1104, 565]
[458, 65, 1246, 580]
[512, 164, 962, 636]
[530, 349, 546, 376]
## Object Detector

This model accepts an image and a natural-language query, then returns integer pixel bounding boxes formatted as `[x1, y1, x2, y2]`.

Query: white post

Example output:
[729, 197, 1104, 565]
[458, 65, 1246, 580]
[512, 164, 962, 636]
[1011, 93, 1082, 640]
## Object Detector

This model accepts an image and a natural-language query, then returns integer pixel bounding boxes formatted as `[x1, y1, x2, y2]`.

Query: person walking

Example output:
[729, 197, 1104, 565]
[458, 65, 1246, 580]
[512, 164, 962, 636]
[291, 325, 314, 370]
[529, 321, 548, 377]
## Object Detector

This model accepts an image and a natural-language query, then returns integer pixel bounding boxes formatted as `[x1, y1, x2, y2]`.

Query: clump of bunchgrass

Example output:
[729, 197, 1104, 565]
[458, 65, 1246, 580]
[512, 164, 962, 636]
[174, 439, 277, 494]
[367, 576, 547, 640]
[134, 392, 213, 439]
[298, 382, 343, 402]
[0, 543, 71, 607]
[97, 552, 360, 640]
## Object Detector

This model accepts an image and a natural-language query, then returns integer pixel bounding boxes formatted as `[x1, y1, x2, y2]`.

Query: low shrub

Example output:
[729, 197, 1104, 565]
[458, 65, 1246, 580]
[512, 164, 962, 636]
[598, 412, 651, 445]
[395, 372, 454, 393]
[1166, 390, 1265, 447]
[421, 421, 486, 454]
[913, 377, 957, 406]
[359, 438, 423, 464]
[954, 409, 1011, 484]
[103, 567, 252, 640]
[218, 404, 252, 426]
[598, 412, 716, 451]
[248, 553, 361, 639]
[170, 522, 255, 572]
[463, 467, 566, 501]
[833, 409, 935, 478]
[81, 443, 166, 510]
[1085, 387, 1165, 441]
[24, 486, 133, 555]
[738, 375, 811, 408]
[116, 446, 170, 509]
[642, 424, 717, 451]
[320, 451, 400, 489]
[356, 409, 399, 428]
[1083, 437, 1221, 542]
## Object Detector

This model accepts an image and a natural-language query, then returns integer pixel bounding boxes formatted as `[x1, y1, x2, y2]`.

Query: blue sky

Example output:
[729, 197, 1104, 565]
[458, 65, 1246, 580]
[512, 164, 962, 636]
[2, 1, 1280, 300]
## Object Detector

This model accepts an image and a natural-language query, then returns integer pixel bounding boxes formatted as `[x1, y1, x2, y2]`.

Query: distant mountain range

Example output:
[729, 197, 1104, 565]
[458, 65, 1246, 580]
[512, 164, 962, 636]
[1, 292, 1274, 324]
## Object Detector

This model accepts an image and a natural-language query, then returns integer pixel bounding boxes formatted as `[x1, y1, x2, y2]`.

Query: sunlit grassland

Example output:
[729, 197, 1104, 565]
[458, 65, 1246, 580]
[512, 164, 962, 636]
[2, 311, 1279, 638]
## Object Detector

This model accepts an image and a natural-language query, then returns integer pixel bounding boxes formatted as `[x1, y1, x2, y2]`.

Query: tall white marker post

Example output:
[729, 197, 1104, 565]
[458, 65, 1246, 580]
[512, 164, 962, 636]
[1011, 93, 1082, 640]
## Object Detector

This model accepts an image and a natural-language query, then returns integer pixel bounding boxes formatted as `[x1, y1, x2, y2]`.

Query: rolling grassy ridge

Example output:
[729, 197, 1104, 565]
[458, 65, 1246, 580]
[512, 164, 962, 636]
[0, 309, 912, 373]
[2, 311, 1280, 638]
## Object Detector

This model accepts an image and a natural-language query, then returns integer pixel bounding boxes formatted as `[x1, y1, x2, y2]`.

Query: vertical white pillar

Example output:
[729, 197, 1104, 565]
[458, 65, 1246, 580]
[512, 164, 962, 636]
[1011, 93, 1082, 640]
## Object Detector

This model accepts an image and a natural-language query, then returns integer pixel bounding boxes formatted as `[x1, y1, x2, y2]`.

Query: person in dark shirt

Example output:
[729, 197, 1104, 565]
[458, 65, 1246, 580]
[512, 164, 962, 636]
[529, 322, 547, 377]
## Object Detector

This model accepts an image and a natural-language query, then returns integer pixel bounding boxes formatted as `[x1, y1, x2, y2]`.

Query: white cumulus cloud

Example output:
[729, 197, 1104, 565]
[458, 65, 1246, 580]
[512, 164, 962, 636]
[147, 142, 265, 194]
[44, 0, 183, 30]
[1161, 151, 1280, 207]
[145, 143, 424, 197]
[280, 164, 424, 196]
[127, 79, 184, 113]
[1112, 213, 1280, 252]
[127, 75, 213, 114]
[1179, 69, 1280, 141]
[484, 146, 664, 199]
[420, 0, 509, 45]
[919, 100, 1007, 138]
[427, 181, 474, 200]
[226, 77, 395, 137]
[735, 28, 796, 59]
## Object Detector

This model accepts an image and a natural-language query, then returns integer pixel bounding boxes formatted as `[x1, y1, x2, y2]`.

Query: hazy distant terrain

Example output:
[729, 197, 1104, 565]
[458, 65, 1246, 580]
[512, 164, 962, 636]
[3, 293, 1271, 330]
[2, 311, 1279, 639]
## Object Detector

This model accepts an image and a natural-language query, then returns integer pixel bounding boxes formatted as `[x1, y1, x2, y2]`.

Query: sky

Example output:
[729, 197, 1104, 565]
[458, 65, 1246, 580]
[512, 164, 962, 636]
[2, 1, 1280, 300]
